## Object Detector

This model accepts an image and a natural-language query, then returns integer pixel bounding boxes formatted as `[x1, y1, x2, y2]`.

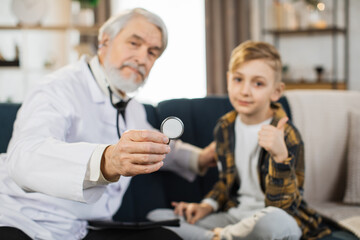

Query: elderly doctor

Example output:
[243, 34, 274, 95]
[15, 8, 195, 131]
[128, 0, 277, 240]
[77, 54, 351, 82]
[0, 8, 216, 240]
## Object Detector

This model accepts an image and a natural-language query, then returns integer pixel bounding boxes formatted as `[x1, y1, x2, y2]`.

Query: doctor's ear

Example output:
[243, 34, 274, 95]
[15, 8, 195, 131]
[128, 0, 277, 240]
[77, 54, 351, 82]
[98, 34, 110, 62]
[98, 42, 108, 49]
[98, 34, 110, 49]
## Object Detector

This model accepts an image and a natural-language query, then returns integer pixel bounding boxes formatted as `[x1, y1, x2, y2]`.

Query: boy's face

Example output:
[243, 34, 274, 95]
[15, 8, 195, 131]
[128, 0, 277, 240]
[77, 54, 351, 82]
[227, 59, 284, 124]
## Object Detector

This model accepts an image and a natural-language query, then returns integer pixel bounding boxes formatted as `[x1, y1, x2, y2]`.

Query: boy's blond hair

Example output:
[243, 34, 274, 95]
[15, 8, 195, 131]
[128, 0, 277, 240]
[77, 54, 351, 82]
[229, 41, 282, 82]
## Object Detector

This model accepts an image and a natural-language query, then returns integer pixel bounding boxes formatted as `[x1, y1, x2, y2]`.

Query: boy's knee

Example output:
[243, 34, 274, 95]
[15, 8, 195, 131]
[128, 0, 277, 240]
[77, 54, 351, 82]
[253, 207, 301, 240]
[147, 208, 176, 221]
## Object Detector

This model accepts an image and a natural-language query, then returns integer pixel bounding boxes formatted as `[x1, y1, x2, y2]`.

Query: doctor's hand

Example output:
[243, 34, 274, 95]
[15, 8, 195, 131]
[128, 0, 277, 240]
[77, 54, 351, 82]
[258, 117, 288, 163]
[101, 130, 170, 181]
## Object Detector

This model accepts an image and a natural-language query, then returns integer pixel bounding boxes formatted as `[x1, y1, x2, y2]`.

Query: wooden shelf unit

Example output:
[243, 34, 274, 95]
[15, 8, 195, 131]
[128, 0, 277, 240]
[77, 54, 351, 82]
[260, 0, 349, 90]
[284, 82, 346, 90]
[0, 25, 100, 35]
[263, 27, 347, 36]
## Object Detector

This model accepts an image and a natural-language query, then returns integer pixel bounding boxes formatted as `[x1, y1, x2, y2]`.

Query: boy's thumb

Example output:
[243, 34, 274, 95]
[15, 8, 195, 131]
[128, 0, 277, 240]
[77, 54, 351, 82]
[277, 117, 288, 131]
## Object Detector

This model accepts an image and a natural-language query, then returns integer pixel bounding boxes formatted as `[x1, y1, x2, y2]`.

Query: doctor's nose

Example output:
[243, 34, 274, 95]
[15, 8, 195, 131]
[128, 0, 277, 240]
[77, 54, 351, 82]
[134, 47, 149, 66]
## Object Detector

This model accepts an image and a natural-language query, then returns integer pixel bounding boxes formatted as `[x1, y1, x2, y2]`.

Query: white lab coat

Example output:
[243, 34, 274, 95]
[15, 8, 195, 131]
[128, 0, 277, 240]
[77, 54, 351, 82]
[0, 56, 198, 239]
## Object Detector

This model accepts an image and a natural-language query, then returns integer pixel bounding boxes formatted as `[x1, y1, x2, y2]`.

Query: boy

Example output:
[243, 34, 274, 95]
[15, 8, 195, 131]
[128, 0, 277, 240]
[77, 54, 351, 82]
[148, 41, 331, 239]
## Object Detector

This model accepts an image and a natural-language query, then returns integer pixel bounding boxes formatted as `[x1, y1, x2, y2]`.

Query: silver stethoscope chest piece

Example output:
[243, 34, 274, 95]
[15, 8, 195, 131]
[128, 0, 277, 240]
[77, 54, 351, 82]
[160, 116, 184, 140]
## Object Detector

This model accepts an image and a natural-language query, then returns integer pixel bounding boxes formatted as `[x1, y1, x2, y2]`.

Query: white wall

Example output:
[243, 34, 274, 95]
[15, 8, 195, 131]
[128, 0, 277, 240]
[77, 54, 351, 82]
[112, 0, 207, 105]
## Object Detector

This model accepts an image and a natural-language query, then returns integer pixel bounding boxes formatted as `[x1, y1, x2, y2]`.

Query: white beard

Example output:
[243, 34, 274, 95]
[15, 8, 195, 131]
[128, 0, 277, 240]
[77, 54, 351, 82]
[106, 66, 142, 93]
[103, 60, 146, 94]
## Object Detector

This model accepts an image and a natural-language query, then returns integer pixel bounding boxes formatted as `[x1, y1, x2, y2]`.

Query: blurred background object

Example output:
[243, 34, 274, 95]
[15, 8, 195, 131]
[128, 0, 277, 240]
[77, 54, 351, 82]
[1, 0, 360, 103]
[11, 0, 48, 26]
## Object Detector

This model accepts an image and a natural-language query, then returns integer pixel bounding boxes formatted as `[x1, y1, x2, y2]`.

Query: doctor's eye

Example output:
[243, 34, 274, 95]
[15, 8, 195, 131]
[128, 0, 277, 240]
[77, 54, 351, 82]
[148, 50, 159, 59]
[129, 41, 140, 47]
[149, 50, 156, 57]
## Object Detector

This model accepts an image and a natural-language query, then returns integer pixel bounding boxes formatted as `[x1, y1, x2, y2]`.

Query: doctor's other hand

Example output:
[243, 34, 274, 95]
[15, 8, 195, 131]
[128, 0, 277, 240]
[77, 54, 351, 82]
[198, 141, 217, 173]
[101, 130, 170, 181]
[171, 201, 213, 224]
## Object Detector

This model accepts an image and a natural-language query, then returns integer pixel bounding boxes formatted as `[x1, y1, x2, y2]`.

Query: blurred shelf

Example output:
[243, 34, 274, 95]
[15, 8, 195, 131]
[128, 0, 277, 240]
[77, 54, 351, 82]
[263, 27, 347, 36]
[0, 59, 20, 67]
[0, 25, 100, 35]
[0, 67, 56, 73]
[284, 82, 346, 90]
[0, 67, 20, 70]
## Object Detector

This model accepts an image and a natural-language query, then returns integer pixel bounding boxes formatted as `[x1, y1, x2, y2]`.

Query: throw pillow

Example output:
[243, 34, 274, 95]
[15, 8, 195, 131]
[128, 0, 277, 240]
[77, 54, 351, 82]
[343, 110, 360, 205]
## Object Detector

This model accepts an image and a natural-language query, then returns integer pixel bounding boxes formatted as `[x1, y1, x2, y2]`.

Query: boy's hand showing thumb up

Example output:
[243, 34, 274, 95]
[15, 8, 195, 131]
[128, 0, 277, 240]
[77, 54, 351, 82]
[258, 117, 289, 163]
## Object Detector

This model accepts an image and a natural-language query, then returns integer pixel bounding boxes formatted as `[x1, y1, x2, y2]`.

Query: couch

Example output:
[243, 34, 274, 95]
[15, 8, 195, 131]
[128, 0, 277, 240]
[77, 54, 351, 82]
[0, 90, 359, 239]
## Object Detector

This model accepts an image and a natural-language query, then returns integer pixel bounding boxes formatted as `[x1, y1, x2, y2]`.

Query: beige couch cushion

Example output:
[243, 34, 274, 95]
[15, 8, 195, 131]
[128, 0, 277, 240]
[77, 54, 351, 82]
[310, 202, 360, 238]
[285, 90, 360, 202]
[343, 110, 360, 205]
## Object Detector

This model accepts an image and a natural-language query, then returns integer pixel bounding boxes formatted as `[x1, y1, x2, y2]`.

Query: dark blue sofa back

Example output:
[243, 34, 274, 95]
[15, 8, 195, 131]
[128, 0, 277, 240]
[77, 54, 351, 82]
[0, 103, 21, 153]
[146, 96, 235, 147]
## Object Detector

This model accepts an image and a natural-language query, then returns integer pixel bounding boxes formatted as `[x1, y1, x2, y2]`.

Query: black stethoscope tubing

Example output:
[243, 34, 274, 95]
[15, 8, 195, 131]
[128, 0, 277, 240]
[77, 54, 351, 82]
[87, 63, 128, 139]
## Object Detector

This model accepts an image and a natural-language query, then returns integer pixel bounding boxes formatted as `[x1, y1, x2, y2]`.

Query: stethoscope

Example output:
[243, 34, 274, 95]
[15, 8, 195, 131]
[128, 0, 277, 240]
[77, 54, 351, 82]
[161, 116, 184, 144]
[108, 87, 185, 142]
[87, 62, 129, 138]
[108, 86, 184, 142]
[107, 85, 130, 139]
[88, 63, 184, 141]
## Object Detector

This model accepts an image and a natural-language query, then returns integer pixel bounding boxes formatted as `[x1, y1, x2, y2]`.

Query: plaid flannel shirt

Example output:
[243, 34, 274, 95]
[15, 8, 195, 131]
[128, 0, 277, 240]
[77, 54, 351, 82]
[205, 102, 331, 239]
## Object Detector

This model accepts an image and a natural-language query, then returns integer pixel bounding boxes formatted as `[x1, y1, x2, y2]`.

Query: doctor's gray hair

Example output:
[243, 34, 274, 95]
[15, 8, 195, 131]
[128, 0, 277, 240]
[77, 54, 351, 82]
[98, 8, 168, 56]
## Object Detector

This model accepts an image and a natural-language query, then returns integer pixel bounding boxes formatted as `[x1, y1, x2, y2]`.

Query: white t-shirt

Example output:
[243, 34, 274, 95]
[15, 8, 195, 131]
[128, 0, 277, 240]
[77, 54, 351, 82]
[228, 115, 272, 220]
